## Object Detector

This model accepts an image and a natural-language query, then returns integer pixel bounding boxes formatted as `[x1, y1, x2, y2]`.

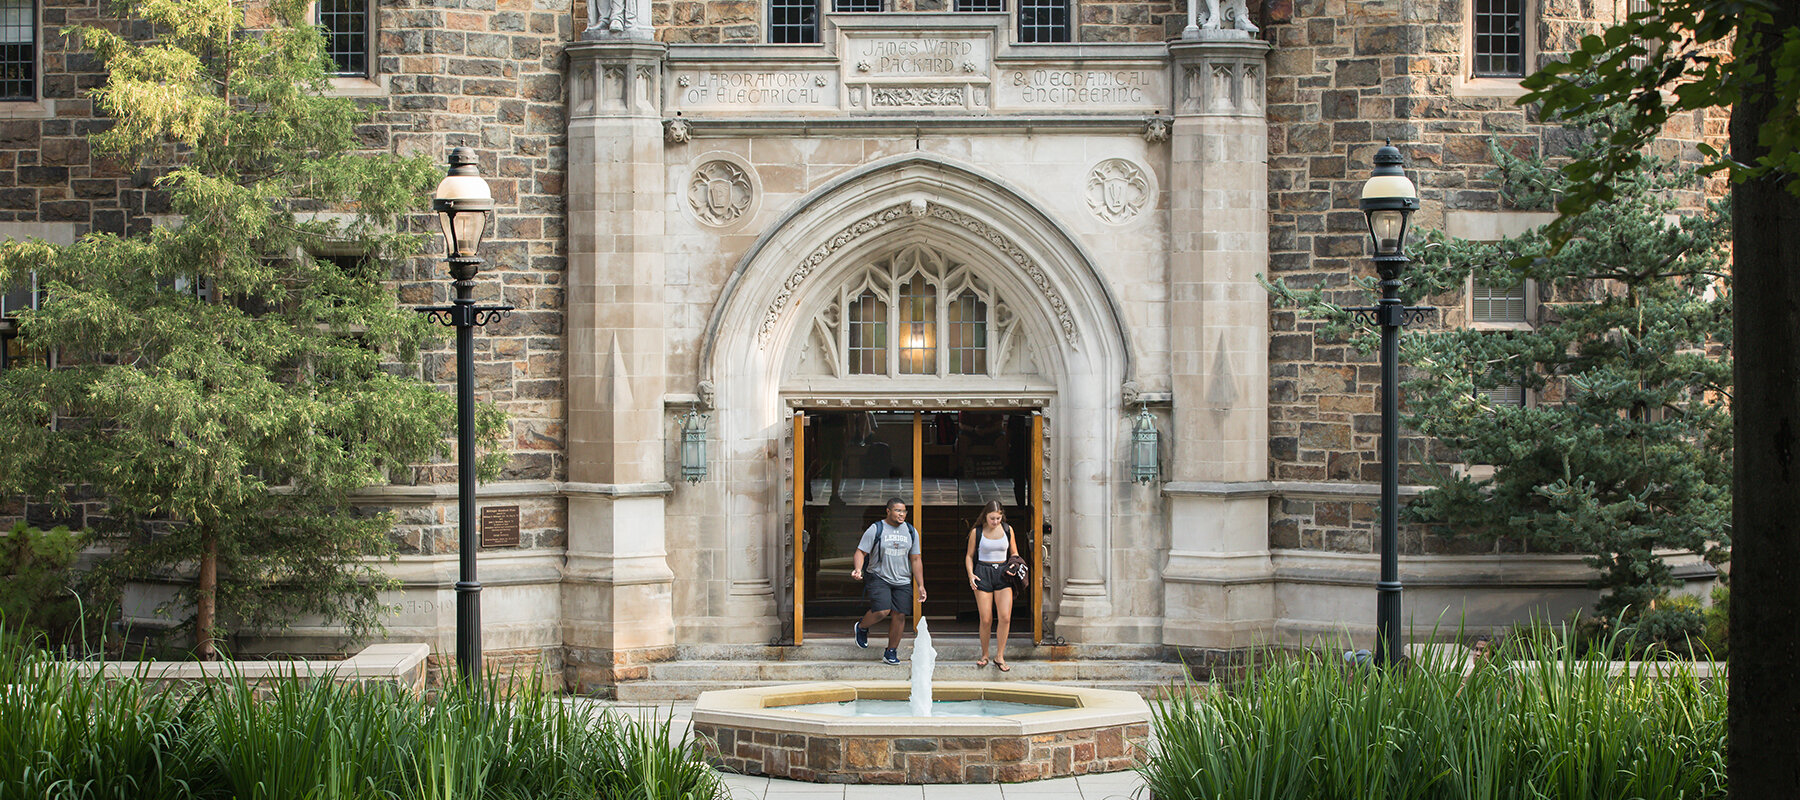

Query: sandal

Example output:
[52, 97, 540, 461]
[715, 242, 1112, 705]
[975, 657, 990, 667]
[996, 661, 1010, 672]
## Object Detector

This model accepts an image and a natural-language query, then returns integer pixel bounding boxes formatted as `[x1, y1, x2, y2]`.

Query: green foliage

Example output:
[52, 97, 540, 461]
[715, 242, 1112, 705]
[1617, 596, 1706, 659]
[1702, 583, 1729, 658]
[0, 522, 87, 643]
[0, 627, 728, 799]
[1139, 628, 1728, 800]
[1266, 128, 1733, 617]
[1521, 0, 1800, 215]
[1399, 135, 1732, 617]
[0, 0, 505, 643]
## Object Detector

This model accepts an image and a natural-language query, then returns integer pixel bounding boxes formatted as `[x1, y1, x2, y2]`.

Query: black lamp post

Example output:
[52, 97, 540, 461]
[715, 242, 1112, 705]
[1354, 142, 1422, 668]
[419, 147, 512, 683]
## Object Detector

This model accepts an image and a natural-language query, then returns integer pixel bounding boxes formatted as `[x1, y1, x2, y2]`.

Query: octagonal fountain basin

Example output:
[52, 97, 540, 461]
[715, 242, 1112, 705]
[691, 681, 1150, 784]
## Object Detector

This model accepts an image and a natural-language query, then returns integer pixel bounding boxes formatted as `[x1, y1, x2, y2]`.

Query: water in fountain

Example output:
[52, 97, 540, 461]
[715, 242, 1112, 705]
[909, 616, 937, 716]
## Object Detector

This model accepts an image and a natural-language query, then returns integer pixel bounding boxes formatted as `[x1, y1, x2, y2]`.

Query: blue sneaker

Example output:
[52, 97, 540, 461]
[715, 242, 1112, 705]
[883, 648, 900, 665]
[853, 622, 869, 649]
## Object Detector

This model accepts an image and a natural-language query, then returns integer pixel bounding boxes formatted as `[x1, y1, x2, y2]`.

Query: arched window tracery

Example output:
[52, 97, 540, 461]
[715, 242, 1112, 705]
[820, 244, 1014, 379]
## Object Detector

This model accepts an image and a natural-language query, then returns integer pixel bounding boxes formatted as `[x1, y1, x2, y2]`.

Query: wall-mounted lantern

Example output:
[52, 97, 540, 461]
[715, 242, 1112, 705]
[679, 409, 709, 484]
[1131, 405, 1160, 485]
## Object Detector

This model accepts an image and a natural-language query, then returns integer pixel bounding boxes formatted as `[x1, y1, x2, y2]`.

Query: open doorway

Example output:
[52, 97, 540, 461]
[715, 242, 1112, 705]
[795, 409, 1043, 640]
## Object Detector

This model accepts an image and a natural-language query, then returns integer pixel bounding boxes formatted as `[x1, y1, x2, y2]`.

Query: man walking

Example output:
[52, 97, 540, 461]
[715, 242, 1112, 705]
[850, 498, 927, 665]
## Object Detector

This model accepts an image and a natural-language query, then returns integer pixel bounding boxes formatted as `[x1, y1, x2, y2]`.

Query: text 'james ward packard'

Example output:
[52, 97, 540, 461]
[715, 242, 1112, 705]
[858, 38, 978, 74]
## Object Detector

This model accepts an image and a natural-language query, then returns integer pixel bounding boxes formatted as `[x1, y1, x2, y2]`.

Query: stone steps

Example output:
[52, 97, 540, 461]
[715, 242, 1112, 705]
[644, 658, 1183, 683]
[616, 676, 1188, 703]
[615, 644, 1194, 702]
[670, 638, 1169, 663]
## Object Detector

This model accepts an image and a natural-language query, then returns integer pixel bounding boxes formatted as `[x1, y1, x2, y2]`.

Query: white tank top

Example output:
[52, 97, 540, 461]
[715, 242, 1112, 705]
[977, 528, 1009, 563]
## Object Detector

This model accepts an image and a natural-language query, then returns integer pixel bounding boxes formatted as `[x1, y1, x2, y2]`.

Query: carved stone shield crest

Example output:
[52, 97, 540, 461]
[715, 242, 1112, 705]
[687, 160, 753, 226]
[1085, 159, 1150, 224]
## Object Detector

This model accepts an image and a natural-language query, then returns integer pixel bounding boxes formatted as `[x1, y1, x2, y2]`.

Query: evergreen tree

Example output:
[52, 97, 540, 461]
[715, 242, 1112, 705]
[1266, 127, 1732, 617]
[0, 0, 494, 656]
[1516, 0, 1798, 788]
[1400, 139, 1732, 617]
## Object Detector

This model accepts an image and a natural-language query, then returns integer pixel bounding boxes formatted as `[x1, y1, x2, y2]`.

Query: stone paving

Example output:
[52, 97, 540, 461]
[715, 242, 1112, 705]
[722, 771, 1148, 799]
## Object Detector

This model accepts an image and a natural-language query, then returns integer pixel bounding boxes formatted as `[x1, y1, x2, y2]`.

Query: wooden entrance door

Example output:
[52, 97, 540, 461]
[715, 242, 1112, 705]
[793, 408, 1044, 644]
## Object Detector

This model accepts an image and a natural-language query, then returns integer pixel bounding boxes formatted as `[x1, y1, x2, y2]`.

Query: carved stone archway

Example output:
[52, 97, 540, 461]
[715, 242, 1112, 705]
[692, 154, 1133, 644]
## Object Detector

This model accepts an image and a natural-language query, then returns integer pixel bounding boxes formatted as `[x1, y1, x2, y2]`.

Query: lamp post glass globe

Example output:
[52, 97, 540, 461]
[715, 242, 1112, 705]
[434, 147, 494, 262]
[1359, 143, 1419, 260]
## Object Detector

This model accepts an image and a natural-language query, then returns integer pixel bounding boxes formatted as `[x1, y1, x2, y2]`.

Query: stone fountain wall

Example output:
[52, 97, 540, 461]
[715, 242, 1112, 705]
[695, 721, 1148, 784]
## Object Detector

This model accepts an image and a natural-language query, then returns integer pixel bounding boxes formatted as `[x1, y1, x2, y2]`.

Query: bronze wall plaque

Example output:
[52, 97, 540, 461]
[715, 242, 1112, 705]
[480, 505, 521, 548]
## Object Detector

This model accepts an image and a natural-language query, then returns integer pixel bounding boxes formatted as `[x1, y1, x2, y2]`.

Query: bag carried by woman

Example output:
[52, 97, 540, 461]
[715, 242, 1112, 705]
[1001, 531, 1029, 590]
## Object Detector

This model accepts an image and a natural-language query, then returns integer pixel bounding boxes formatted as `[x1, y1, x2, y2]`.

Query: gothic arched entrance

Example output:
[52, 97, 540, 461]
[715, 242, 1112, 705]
[782, 241, 1053, 640]
[697, 154, 1133, 647]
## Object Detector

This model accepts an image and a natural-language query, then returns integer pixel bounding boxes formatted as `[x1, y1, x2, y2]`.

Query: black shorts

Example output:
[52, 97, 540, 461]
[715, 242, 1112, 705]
[973, 561, 1010, 593]
[865, 575, 913, 614]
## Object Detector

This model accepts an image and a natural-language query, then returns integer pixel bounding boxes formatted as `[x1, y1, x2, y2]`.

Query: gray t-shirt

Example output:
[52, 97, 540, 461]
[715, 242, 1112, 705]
[857, 520, 920, 587]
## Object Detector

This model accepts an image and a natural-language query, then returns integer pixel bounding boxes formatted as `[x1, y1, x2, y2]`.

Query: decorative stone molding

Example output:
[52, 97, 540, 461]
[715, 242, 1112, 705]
[755, 201, 1079, 347]
[1142, 118, 1170, 143]
[1169, 40, 1269, 118]
[687, 160, 755, 226]
[925, 205, 1078, 345]
[566, 41, 668, 119]
[1085, 159, 1151, 224]
[664, 117, 691, 144]
[782, 394, 1056, 409]
[872, 86, 966, 107]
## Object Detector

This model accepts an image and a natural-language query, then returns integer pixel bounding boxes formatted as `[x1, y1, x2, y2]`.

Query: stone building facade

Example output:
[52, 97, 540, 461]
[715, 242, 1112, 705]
[0, 0, 1721, 688]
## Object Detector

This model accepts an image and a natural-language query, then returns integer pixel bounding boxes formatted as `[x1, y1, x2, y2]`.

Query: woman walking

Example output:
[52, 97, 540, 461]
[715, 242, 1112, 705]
[964, 500, 1020, 672]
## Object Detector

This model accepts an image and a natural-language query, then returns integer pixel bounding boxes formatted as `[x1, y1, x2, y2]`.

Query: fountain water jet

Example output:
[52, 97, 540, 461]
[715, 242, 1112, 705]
[909, 617, 936, 716]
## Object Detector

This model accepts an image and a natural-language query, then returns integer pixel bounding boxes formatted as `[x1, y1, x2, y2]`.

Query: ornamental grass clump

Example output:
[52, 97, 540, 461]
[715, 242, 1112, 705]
[0, 626, 727, 800]
[1139, 627, 1725, 800]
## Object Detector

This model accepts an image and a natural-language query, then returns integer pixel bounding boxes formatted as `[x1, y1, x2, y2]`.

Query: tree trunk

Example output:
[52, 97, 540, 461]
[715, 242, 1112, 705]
[1728, 3, 1800, 794]
[196, 531, 218, 661]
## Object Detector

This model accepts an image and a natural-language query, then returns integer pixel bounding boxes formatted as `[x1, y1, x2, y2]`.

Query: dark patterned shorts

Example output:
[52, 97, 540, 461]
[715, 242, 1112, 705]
[973, 561, 1009, 593]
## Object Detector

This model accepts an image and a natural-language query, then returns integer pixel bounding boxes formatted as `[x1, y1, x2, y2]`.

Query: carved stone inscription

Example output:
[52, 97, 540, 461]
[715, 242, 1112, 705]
[850, 36, 990, 78]
[671, 71, 835, 110]
[996, 67, 1165, 110]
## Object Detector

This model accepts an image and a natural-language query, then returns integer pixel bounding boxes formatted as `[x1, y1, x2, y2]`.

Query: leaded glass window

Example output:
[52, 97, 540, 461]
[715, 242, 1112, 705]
[812, 245, 1019, 380]
[1017, 0, 1069, 43]
[770, 0, 819, 43]
[0, 0, 32, 101]
[1473, 0, 1525, 77]
[946, 291, 987, 375]
[1471, 281, 1527, 324]
[317, 0, 370, 77]
[847, 289, 887, 375]
[898, 273, 936, 375]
